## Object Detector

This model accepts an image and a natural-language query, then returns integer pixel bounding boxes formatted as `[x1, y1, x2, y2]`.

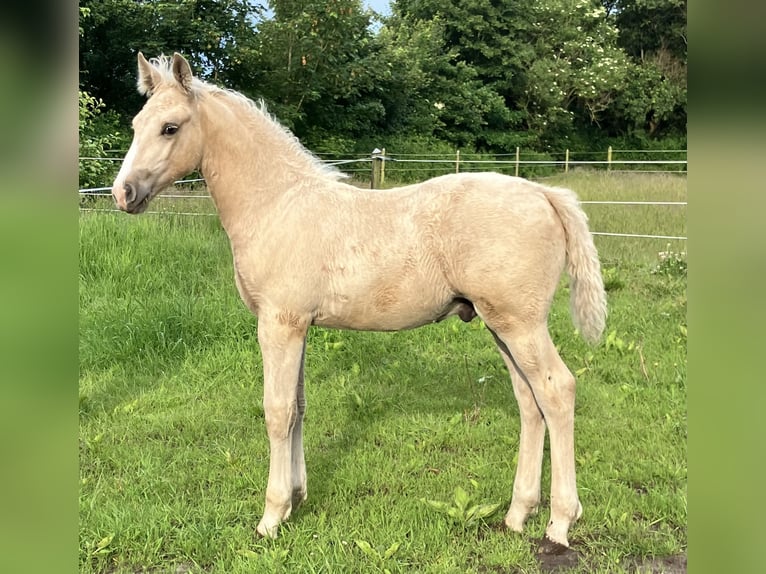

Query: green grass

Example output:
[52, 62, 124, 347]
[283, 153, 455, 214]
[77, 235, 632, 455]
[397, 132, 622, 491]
[79, 172, 686, 573]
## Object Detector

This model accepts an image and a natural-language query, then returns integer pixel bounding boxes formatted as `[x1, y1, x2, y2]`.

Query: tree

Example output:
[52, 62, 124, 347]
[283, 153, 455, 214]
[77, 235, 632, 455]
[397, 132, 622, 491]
[370, 14, 515, 150]
[250, 0, 383, 149]
[79, 8, 124, 190]
[78, 91, 123, 190]
[609, 0, 687, 61]
[79, 0, 262, 118]
[389, 0, 635, 150]
[606, 0, 687, 138]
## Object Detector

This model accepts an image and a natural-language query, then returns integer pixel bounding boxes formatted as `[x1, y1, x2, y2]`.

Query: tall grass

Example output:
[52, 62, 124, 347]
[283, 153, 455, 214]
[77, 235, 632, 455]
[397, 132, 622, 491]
[79, 172, 686, 573]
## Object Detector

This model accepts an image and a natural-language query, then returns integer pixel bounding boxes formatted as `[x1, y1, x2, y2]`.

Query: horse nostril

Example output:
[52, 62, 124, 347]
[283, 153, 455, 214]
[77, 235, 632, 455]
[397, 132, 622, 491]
[124, 183, 136, 204]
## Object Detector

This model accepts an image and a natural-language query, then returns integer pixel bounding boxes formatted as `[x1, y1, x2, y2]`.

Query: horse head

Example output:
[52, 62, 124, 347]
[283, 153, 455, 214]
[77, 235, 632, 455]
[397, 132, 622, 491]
[111, 52, 203, 213]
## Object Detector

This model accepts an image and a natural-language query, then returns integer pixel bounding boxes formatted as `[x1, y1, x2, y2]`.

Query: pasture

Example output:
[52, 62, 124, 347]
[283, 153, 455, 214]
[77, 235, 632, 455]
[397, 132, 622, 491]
[79, 171, 686, 573]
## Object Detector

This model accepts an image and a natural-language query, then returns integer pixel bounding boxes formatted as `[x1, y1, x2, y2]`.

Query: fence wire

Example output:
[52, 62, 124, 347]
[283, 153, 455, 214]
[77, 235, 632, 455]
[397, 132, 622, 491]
[80, 152, 686, 240]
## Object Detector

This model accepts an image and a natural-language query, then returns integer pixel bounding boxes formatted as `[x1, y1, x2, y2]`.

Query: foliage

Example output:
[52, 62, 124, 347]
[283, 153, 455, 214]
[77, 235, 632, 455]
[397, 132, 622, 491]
[251, 0, 384, 144]
[354, 539, 402, 573]
[605, 0, 687, 138]
[77, 0, 687, 175]
[652, 245, 687, 278]
[421, 480, 501, 531]
[79, 0, 262, 117]
[78, 91, 123, 190]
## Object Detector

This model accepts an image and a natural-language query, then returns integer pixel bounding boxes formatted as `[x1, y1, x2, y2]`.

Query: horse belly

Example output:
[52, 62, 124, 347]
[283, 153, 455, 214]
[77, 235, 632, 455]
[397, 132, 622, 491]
[313, 281, 454, 332]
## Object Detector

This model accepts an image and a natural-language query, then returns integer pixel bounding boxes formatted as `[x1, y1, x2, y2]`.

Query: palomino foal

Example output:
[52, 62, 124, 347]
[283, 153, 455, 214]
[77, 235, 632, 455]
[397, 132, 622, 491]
[112, 52, 607, 552]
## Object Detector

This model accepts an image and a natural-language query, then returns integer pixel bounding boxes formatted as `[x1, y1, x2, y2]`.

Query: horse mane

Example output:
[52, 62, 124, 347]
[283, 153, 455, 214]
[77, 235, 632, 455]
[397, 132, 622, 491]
[144, 55, 345, 181]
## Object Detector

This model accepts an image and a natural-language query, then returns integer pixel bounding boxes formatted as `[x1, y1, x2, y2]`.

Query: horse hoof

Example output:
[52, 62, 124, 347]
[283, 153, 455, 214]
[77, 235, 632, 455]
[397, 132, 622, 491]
[256, 520, 280, 539]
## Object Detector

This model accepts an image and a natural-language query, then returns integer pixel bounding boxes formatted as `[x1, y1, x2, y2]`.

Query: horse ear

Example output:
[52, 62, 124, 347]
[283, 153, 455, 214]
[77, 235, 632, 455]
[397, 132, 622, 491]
[137, 52, 161, 97]
[171, 52, 194, 93]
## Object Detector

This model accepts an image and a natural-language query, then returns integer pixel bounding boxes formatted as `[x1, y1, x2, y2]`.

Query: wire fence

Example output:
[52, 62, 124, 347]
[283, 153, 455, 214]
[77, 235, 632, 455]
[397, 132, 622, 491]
[79, 148, 686, 241]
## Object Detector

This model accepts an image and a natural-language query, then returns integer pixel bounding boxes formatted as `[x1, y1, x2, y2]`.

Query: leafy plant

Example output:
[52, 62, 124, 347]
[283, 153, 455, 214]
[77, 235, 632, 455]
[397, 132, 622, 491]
[78, 90, 122, 191]
[602, 266, 624, 291]
[652, 244, 687, 279]
[354, 539, 402, 573]
[421, 480, 501, 531]
[604, 329, 636, 355]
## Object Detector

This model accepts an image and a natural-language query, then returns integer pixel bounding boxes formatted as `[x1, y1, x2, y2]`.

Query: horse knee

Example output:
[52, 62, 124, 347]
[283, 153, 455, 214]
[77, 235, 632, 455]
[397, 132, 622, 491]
[532, 362, 575, 415]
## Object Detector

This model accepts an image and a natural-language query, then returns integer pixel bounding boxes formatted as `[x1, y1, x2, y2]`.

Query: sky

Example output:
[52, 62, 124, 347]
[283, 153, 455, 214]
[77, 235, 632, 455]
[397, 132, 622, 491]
[364, 0, 392, 16]
[261, 1, 391, 20]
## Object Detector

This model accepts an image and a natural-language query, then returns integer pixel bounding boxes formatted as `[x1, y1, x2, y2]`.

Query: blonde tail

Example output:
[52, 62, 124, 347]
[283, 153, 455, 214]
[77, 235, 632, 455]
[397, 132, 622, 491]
[542, 186, 607, 344]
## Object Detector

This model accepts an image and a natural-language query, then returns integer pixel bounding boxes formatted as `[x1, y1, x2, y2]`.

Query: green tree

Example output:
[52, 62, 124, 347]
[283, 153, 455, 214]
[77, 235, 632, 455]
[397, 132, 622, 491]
[610, 0, 687, 61]
[79, 7, 123, 190]
[390, 0, 635, 150]
[371, 15, 514, 150]
[604, 0, 686, 138]
[78, 91, 123, 190]
[79, 0, 262, 118]
[251, 0, 382, 149]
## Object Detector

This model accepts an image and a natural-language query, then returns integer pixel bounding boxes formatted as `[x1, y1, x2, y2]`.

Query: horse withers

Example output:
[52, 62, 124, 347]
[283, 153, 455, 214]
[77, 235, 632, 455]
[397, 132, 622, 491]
[111, 52, 607, 552]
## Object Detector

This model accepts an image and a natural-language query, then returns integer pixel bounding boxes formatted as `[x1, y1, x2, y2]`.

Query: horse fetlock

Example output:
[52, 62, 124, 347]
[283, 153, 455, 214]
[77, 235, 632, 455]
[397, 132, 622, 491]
[256, 516, 281, 539]
[543, 520, 572, 549]
[544, 500, 581, 548]
[291, 486, 307, 509]
[504, 498, 538, 532]
[257, 496, 293, 539]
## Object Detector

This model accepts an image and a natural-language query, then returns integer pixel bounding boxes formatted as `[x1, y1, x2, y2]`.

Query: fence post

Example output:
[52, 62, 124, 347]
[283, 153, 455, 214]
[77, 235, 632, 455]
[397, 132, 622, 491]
[380, 147, 386, 185]
[455, 149, 460, 173]
[607, 146, 612, 172]
[371, 148, 383, 189]
[515, 146, 520, 177]
[565, 149, 569, 173]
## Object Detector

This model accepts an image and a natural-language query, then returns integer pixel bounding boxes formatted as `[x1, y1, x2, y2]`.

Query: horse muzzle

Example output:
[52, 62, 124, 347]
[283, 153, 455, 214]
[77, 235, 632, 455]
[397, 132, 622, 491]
[113, 180, 153, 214]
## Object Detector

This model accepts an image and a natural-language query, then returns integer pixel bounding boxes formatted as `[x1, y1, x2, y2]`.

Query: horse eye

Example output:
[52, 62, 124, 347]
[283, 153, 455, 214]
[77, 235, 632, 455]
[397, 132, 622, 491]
[162, 123, 179, 136]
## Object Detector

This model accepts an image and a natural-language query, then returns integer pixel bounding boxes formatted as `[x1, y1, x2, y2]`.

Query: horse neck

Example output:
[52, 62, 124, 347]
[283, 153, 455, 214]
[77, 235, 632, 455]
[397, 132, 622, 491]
[197, 92, 322, 242]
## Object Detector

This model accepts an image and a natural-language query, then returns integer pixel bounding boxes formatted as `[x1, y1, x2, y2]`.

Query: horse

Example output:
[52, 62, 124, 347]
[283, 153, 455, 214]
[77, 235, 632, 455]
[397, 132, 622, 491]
[111, 52, 607, 553]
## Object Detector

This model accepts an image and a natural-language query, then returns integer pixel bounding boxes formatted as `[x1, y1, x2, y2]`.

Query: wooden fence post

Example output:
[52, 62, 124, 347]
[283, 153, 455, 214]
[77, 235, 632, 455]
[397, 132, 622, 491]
[565, 148, 570, 173]
[607, 146, 612, 172]
[455, 149, 460, 173]
[380, 148, 386, 185]
[371, 148, 383, 189]
[515, 146, 520, 177]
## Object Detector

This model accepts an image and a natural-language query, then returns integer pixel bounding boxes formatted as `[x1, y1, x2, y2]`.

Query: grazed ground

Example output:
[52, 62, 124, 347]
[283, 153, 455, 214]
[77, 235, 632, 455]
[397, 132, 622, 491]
[535, 545, 687, 573]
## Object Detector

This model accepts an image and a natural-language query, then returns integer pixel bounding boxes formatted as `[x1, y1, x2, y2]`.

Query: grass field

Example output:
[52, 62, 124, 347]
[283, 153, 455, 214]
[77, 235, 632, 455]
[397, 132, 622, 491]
[79, 171, 686, 573]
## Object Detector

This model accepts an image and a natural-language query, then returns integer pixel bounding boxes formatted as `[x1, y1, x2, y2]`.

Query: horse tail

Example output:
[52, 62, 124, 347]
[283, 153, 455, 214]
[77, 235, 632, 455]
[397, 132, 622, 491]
[541, 185, 607, 344]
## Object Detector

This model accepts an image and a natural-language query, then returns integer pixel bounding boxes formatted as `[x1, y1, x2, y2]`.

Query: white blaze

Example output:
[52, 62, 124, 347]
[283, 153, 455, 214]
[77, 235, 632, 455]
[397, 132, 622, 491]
[111, 141, 138, 209]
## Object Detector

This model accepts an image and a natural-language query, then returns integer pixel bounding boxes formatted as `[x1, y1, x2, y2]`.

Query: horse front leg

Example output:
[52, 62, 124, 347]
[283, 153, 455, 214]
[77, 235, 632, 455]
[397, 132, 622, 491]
[255, 311, 309, 539]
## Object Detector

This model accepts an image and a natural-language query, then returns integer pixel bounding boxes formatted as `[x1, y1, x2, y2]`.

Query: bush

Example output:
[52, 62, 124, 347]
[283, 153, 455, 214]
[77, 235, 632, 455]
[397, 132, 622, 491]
[79, 91, 124, 191]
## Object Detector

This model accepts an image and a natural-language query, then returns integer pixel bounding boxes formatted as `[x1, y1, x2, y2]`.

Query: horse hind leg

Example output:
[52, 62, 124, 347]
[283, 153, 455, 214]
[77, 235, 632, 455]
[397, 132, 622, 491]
[291, 340, 308, 509]
[488, 328, 546, 532]
[484, 317, 582, 550]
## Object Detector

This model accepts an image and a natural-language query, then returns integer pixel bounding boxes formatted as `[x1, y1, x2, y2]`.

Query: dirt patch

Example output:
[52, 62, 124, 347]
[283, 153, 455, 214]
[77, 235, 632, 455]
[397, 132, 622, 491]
[623, 553, 687, 574]
[534, 537, 686, 574]
[535, 537, 582, 573]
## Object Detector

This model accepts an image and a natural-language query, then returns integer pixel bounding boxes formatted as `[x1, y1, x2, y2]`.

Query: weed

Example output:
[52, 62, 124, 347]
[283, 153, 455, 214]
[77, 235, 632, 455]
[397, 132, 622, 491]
[652, 244, 687, 278]
[602, 266, 624, 291]
[354, 539, 402, 573]
[421, 480, 501, 532]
